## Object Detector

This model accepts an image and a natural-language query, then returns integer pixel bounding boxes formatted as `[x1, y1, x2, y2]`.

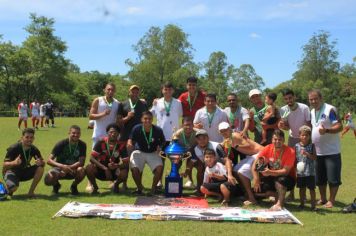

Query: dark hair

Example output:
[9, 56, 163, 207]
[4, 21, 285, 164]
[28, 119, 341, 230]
[182, 116, 193, 124]
[69, 125, 81, 131]
[308, 89, 322, 98]
[267, 92, 277, 102]
[141, 111, 153, 118]
[186, 76, 198, 84]
[22, 128, 35, 136]
[106, 123, 120, 133]
[227, 93, 237, 98]
[105, 82, 116, 90]
[205, 93, 217, 101]
[162, 81, 174, 89]
[273, 129, 285, 139]
[204, 148, 216, 157]
[282, 89, 294, 96]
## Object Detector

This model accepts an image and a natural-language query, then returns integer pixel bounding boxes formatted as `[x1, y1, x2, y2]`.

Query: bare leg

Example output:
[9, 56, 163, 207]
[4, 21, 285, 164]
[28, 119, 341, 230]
[220, 184, 231, 202]
[318, 184, 327, 204]
[131, 167, 144, 191]
[200, 186, 222, 198]
[28, 166, 44, 197]
[151, 165, 163, 193]
[299, 187, 306, 207]
[325, 185, 339, 208]
[271, 181, 287, 211]
[85, 164, 99, 190]
[73, 167, 86, 185]
[310, 189, 316, 209]
[237, 173, 257, 204]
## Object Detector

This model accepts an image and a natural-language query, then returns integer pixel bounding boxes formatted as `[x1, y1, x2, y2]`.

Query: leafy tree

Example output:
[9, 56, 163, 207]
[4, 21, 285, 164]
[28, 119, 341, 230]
[231, 64, 265, 107]
[200, 51, 235, 105]
[126, 24, 198, 103]
[292, 31, 340, 104]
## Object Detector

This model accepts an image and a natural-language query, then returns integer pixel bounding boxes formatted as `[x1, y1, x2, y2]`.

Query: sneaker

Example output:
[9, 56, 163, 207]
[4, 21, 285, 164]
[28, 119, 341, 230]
[52, 183, 61, 194]
[156, 181, 163, 189]
[184, 180, 196, 189]
[70, 184, 79, 195]
[342, 198, 356, 213]
[91, 187, 100, 195]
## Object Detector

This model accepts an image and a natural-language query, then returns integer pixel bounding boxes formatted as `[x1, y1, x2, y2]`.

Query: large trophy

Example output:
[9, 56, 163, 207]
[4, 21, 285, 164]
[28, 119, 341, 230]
[160, 140, 191, 197]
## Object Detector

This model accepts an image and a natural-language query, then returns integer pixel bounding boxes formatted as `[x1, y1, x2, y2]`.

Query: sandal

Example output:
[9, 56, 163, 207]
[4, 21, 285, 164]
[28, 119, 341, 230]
[323, 201, 334, 208]
[317, 199, 327, 205]
[221, 200, 229, 207]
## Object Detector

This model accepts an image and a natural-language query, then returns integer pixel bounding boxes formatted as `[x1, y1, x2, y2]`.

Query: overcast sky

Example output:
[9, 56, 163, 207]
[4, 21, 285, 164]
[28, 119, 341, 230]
[1, 0, 356, 88]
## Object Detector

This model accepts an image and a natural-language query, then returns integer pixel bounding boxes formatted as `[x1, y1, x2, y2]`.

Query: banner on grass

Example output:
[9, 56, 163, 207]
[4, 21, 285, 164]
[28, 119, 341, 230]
[53, 201, 302, 225]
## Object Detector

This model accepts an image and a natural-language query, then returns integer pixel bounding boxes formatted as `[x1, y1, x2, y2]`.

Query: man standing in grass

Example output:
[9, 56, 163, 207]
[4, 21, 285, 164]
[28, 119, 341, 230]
[86, 124, 129, 194]
[17, 99, 28, 130]
[44, 125, 87, 195]
[278, 88, 311, 200]
[309, 89, 343, 208]
[2, 128, 45, 198]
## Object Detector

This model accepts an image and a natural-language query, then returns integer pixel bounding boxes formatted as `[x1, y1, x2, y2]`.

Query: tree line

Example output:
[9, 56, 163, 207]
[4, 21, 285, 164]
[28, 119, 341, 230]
[0, 14, 355, 116]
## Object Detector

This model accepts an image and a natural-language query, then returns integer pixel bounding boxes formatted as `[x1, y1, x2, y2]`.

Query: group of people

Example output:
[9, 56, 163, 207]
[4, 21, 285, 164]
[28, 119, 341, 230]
[3, 77, 350, 211]
[17, 99, 55, 130]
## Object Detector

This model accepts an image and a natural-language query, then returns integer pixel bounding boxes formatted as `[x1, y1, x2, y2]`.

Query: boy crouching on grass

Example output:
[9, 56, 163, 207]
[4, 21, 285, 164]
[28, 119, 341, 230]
[200, 148, 236, 206]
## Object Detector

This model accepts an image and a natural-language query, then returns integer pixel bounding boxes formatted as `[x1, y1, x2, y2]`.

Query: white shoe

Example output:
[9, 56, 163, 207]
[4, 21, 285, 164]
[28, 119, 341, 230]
[184, 180, 196, 189]
[156, 181, 163, 189]
[85, 184, 93, 193]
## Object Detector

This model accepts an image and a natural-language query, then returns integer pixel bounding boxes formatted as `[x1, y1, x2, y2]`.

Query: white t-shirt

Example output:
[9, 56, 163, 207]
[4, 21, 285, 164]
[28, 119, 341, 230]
[311, 103, 340, 155]
[150, 97, 183, 141]
[280, 103, 311, 138]
[194, 106, 228, 142]
[223, 106, 249, 132]
[18, 103, 28, 117]
[203, 162, 227, 183]
[30, 102, 40, 116]
[193, 141, 222, 162]
[92, 97, 120, 141]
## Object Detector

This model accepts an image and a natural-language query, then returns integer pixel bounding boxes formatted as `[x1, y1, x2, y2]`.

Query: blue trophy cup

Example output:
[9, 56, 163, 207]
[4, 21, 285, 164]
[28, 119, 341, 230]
[159, 140, 191, 197]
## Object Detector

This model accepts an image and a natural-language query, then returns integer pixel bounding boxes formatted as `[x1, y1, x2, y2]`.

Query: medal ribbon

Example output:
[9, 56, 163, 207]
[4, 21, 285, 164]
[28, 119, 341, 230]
[129, 98, 137, 110]
[22, 145, 31, 167]
[187, 92, 198, 112]
[105, 141, 118, 159]
[229, 106, 241, 127]
[164, 99, 172, 115]
[181, 131, 193, 147]
[273, 146, 285, 169]
[314, 103, 326, 124]
[206, 108, 216, 128]
[68, 139, 79, 158]
[142, 127, 153, 149]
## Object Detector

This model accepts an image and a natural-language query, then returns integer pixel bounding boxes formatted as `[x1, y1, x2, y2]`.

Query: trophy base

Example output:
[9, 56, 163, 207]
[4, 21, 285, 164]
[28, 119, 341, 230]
[164, 175, 183, 198]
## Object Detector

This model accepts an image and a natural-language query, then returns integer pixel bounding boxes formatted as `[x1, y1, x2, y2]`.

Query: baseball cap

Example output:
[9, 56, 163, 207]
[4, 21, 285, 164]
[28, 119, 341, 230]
[218, 122, 230, 131]
[248, 89, 262, 98]
[195, 129, 208, 137]
[129, 85, 140, 91]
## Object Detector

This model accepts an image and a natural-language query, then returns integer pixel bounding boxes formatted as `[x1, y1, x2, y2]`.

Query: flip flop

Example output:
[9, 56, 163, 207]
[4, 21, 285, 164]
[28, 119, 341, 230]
[317, 199, 327, 205]
[323, 201, 334, 208]
[243, 200, 256, 206]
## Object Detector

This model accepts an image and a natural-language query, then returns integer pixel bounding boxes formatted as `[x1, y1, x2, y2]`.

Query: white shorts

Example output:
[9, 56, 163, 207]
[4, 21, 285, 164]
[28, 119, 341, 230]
[40, 112, 45, 117]
[233, 154, 258, 180]
[130, 150, 163, 173]
[31, 114, 40, 119]
[19, 115, 28, 120]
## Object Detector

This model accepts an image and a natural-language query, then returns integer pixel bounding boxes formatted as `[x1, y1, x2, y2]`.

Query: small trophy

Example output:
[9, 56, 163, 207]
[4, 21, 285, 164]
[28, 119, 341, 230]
[159, 140, 191, 197]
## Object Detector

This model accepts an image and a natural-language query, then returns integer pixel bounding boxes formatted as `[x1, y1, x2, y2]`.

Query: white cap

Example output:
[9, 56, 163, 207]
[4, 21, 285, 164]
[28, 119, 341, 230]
[248, 89, 262, 98]
[218, 122, 230, 131]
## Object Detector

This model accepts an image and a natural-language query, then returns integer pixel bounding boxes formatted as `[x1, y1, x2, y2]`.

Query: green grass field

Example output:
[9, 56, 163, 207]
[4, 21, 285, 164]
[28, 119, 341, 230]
[1, 117, 355, 236]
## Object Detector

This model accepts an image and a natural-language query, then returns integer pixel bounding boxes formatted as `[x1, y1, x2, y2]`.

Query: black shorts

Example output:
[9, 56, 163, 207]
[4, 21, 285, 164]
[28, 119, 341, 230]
[4, 165, 39, 190]
[260, 175, 296, 192]
[297, 176, 316, 190]
[202, 181, 225, 193]
[95, 168, 122, 181]
[315, 154, 342, 187]
[221, 182, 244, 197]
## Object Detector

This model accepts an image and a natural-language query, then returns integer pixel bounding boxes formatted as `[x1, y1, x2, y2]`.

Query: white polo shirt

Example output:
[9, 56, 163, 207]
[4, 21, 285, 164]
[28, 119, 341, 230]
[194, 106, 228, 142]
[150, 97, 183, 141]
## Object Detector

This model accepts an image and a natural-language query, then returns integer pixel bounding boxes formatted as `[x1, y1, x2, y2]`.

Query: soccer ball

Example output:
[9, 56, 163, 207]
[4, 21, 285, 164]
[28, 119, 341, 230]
[0, 182, 8, 200]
